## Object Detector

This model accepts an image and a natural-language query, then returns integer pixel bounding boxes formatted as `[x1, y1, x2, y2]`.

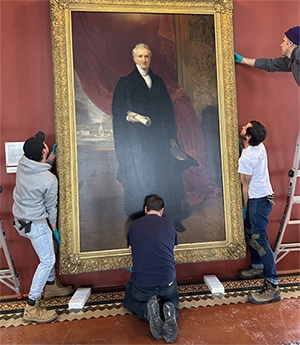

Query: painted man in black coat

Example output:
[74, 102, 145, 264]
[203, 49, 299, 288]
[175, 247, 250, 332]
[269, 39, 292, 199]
[112, 43, 188, 232]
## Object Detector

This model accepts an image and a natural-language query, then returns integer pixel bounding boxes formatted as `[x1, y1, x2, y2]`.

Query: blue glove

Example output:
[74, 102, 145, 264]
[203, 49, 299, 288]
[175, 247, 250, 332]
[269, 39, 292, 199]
[234, 52, 244, 63]
[53, 229, 61, 244]
[242, 207, 247, 220]
[52, 143, 58, 155]
[238, 139, 243, 152]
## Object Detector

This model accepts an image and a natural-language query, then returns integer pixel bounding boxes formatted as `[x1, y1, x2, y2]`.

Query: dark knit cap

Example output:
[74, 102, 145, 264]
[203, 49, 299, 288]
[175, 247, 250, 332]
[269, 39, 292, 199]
[23, 131, 46, 162]
[285, 26, 300, 45]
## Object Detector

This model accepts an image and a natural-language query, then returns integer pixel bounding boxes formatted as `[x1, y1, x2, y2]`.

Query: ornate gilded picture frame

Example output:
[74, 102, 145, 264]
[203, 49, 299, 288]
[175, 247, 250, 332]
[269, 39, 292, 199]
[50, 0, 246, 274]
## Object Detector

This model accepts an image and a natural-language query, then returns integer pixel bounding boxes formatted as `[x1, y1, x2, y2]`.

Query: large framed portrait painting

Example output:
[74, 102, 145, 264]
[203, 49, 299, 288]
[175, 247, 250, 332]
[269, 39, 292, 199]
[50, 0, 246, 274]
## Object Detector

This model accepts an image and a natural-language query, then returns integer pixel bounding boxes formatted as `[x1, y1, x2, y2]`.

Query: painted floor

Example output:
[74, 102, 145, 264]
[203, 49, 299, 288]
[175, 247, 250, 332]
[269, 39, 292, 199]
[1, 274, 300, 345]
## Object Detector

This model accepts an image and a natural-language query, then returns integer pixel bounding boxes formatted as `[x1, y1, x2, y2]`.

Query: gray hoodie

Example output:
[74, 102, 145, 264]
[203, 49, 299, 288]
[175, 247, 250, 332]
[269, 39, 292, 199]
[12, 155, 58, 225]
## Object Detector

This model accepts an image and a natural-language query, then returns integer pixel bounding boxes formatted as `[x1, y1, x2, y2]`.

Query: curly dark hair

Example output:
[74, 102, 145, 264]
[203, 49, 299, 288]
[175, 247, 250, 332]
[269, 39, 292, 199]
[246, 121, 267, 146]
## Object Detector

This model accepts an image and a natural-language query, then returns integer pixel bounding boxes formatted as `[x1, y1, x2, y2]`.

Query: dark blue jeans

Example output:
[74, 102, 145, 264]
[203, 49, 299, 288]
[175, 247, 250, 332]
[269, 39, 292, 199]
[123, 280, 179, 321]
[244, 196, 278, 285]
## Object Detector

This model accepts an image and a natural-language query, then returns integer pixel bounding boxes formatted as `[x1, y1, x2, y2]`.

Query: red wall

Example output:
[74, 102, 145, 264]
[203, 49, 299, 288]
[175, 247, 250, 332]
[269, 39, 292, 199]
[1, 0, 299, 296]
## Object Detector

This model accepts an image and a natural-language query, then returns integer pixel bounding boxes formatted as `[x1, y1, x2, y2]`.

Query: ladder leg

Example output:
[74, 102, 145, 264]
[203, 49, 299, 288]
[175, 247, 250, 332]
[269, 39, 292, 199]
[274, 128, 300, 263]
[273, 201, 293, 258]
[273, 176, 294, 252]
[0, 220, 22, 298]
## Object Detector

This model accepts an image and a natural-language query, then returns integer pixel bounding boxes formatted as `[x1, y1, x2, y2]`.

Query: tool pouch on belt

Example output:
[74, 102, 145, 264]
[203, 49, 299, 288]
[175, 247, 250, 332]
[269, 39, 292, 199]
[267, 194, 275, 205]
[16, 219, 32, 233]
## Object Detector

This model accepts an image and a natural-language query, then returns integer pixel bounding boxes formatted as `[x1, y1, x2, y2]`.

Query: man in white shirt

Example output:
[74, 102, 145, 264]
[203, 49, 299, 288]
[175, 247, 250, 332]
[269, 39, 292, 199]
[238, 121, 281, 304]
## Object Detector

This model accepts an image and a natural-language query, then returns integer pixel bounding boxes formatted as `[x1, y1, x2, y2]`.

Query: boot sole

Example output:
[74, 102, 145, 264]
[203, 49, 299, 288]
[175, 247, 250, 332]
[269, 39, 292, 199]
[43, 289, 75, 299]
[163, 302, 178, 343]
[147, 300, 163, 340]
[238, 273, 264, 280]
[163, 319, 178, 343]
[248, 294, 281, 305]
[23, 315, 57, 324]
[149, 316, 164, 340]
[43, 293, 73, 300]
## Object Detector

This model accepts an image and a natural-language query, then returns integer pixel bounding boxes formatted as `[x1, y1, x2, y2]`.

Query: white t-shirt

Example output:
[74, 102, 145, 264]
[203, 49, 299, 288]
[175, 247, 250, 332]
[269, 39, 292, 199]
[238, 143, 273, 199]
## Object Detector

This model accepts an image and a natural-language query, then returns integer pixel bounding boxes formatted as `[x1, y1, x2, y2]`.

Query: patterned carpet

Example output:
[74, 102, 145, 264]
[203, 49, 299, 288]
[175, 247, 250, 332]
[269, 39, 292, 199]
[1, 274, 300, 328]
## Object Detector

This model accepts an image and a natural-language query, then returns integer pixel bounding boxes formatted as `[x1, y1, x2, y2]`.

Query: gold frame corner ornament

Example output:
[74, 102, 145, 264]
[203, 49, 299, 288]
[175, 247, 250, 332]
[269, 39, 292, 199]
[50, 0, 246, 275]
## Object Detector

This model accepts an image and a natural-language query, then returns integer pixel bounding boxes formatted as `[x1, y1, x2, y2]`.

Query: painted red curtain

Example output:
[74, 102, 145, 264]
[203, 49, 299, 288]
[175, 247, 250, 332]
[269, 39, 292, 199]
[72, 12, 220, 205]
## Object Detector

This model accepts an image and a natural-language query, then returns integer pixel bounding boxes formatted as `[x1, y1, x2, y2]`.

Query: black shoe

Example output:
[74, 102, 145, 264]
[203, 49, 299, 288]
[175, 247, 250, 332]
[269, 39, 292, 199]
[162, 302, 178, 343]
[147, 298, 163, 340]
[173, 221, 186, 233]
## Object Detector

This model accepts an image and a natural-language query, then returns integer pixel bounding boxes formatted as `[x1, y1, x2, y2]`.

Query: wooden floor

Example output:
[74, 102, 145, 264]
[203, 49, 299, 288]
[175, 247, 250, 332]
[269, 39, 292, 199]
[1, 297, 300, 345]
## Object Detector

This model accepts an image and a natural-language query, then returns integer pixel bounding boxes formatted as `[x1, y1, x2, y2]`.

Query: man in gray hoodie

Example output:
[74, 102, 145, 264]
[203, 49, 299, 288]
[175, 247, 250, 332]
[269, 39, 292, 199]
[12, 131, 73, 324]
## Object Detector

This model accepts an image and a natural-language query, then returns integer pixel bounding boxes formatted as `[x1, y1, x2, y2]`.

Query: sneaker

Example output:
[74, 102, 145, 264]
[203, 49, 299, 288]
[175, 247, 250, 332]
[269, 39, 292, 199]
[162, 302, 178, 343]
[248, 280, 281, 305]
[238, 267, 264, 279]
[23, 299, 57, 324]
[43, 278, 75, 299]
[147, 298, 163, 340]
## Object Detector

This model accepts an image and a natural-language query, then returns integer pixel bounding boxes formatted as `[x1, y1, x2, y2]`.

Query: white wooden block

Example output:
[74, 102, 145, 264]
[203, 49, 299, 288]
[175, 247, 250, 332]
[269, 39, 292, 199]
[68, 287, 91, 309]
[203, 274, 225, 294]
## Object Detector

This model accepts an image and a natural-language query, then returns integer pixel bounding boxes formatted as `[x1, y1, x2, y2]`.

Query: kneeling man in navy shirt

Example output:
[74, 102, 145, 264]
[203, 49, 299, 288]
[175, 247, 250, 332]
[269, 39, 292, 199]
[123, 194, 179, 343]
